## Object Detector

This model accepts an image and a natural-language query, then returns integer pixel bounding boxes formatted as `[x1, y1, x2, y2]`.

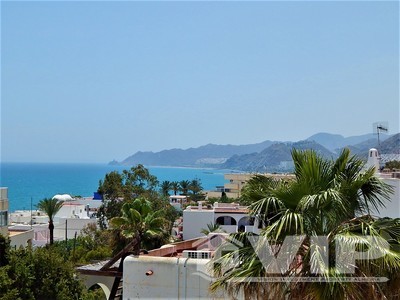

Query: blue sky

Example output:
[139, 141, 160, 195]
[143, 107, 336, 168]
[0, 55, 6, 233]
[1, 1, 399, 163]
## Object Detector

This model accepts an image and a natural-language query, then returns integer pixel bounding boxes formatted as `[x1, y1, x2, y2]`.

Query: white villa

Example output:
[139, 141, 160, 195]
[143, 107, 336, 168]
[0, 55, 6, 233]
[169, 195, 188, 211]
[182, 202, 259, 240]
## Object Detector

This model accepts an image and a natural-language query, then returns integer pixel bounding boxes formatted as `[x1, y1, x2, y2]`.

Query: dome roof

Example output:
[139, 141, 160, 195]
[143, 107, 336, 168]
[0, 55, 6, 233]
[52, 194, 73, 201]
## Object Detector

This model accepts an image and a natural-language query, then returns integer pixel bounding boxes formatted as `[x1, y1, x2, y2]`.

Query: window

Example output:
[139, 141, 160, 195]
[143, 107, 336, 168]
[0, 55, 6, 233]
[0, 211, 8, 227]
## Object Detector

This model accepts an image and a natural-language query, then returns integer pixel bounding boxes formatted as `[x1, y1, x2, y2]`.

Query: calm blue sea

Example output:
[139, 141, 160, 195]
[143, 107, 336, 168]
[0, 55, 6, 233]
[0, 163, 231, 212]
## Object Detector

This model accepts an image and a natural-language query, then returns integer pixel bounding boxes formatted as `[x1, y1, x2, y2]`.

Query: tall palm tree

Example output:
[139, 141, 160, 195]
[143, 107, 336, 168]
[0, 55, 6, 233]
[160, 180, 172, 197]
[37, 198, 63, 245]
[179, 180, 190, 195]
[109, 197, 168, 254]
[171, 181, 180, 196]
[189, 178, 203, 195]
[210, 149, 400, 299]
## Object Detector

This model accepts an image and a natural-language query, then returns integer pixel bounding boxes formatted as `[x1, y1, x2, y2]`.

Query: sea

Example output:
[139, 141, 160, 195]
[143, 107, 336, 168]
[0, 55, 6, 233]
[0, 162, 233, 212]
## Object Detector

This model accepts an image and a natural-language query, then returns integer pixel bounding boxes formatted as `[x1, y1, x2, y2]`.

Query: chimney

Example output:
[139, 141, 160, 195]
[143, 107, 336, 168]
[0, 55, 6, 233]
[367, 148, 380, 173]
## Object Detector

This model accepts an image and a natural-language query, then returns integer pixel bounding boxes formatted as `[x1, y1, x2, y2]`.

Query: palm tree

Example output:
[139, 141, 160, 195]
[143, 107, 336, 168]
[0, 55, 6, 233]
[179, 180, 190, 195]
[210, 149, 400, 299]
[171, 181, 180, 196]
[189, 178, 203, 195]
[201, 223, 225, 235]
[37, 198, 63, 245]
[160, 180, 172, 197]
[109, 197, 168, 254]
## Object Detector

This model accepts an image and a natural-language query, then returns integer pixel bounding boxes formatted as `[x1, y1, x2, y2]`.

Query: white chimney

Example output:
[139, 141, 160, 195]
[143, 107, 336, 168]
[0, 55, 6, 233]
[367, 148, 380, 173]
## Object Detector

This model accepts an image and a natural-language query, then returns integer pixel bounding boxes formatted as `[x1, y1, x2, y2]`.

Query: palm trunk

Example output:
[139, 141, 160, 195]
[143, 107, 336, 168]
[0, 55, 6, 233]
[49, 220, 54, 245]
[133, 235, 141, 255]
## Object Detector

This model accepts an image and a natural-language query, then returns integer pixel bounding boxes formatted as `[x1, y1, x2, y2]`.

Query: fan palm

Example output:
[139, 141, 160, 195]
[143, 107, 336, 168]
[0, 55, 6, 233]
[201, 223, 225, 236]
[37, 198, 63, 245]
[109, 197, 168, 254]
[210, 148, 399, 299]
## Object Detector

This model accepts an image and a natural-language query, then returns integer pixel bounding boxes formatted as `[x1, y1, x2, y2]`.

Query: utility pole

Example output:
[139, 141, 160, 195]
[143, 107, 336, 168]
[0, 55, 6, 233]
[30, 197, 33, 229]
[65, 219, 68, 247]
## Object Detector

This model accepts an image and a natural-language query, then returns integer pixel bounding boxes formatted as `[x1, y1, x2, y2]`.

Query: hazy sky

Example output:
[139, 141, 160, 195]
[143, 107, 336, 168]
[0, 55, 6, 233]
[1, 1, 399, 163]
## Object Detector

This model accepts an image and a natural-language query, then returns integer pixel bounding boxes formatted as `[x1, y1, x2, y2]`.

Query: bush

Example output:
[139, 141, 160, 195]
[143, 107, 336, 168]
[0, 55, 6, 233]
[1, 246, 88, 300]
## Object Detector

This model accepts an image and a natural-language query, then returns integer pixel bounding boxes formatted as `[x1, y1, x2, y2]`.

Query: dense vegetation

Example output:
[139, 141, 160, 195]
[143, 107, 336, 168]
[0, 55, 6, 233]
[210, 149, 400, 299]
[385, 160, 400, 170]
[0, 235, 101, 300]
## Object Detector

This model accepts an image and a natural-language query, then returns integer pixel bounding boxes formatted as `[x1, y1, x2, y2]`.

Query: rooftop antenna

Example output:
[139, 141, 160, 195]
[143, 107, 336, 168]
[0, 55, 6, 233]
[373, 121, 389, 151]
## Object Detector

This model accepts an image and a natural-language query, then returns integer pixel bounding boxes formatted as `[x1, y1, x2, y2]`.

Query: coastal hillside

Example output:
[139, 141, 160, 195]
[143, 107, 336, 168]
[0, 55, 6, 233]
[113, 132, 399, 170]
[307, 132, 390, 152]
[118, 140, 276, 167]
[335, 133, 400, 158]
[380, 133, 400, 154]
[222, 140, 335, 172]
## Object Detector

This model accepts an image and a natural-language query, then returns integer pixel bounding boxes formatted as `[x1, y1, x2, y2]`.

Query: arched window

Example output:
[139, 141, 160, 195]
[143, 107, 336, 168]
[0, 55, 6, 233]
[216, 216, 237, 225]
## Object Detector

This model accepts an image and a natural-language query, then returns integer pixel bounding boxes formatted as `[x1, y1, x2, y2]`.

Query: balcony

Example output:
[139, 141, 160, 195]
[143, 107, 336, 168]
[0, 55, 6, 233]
[220, 225, 238, 234]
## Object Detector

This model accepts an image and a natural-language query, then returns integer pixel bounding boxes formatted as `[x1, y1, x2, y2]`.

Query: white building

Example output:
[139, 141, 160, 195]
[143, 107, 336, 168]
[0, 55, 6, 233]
[122, 236, 237, 299]
[8, 225, 34, 248]
[182, 202, 259, 240]
[207, 173, 295, 199]
[9, 197, 97, 245]
[169, 195, 188, 211]
[367, 148, 400, 219]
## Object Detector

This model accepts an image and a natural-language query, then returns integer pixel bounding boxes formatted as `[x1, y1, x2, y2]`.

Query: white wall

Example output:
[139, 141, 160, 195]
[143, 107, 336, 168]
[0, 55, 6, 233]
[56, 203, 88, 219]
[54, 218, 96, 239]
[79, 274, 114, 299]
[182, 210, 214, 240]
[374, 178, 400, 219]
[123, 255, 225, 299]
[219, 225, 238, 234]
[9, 229, 34, 248]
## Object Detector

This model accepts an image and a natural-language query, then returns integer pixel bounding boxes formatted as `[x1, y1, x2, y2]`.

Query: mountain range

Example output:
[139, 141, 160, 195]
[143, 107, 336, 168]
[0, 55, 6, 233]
[112, 132, 399, 172]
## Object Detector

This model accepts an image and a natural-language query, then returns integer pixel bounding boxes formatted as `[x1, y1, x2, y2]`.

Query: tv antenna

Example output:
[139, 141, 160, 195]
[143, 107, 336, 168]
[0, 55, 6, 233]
[373, 121, 389, 149]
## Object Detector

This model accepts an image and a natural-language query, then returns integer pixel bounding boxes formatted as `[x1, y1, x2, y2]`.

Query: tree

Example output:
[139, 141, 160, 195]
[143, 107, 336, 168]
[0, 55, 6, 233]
[97, 165, 160, 229]
[0, 235, 10, 267]
[37, 198, 63, 245]
[109, 197, 169, 254]
[385, 160, 400, 170]
[122, 164, 159, 198]
[97, 171, 123, 200]
[0, 246, 90, 299]
[179, 180, 190, 195]
[160, 180, 172, 197]
[200, 223, 224, 235]
[171, 181, 180, 195]
[189, 178, 203, 195]
[52, 223, 113, 264]
[210, 148, 400, 299]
